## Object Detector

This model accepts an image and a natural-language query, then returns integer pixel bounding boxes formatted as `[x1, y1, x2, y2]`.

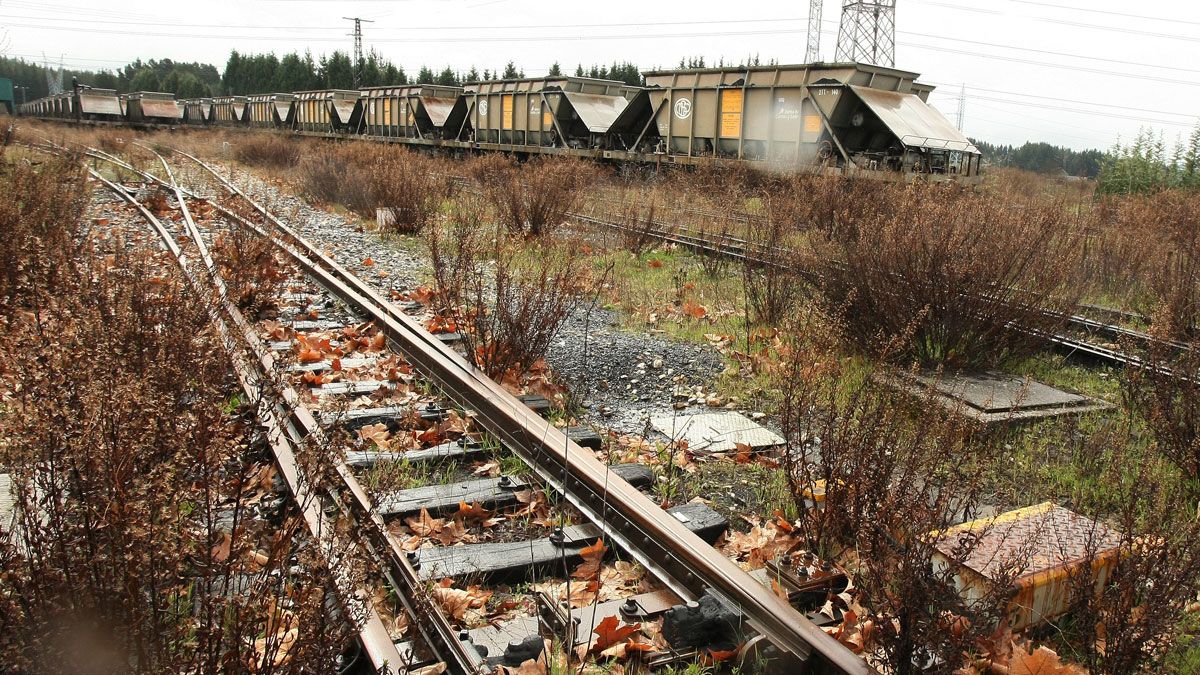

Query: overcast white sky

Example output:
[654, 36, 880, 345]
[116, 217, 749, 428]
[2, 0, 1198, 150]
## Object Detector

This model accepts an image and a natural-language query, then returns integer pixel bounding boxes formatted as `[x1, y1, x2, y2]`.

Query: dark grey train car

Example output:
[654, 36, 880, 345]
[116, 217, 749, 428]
[210, 96, 249, 125]
[462, 76, 640, 150]
[246, 93, 295, 129]
[293, 90, 361, 133]
[360, 84, 466, 141]
[642, 63, 979, 175]
[124, 92, 182, 125]
[181, 98, 212, 125]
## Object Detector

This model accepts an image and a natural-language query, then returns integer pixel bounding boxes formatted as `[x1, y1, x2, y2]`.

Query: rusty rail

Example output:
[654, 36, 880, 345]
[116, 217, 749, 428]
[80, 148, 479, 674]
[169, 152, 875, 673]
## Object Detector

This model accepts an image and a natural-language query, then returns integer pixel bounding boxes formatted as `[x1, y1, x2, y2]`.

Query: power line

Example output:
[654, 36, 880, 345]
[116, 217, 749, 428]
[923, 82, 1199, 119]
[912, 0, 1200, 43]
[1006, 0, 1200, 27]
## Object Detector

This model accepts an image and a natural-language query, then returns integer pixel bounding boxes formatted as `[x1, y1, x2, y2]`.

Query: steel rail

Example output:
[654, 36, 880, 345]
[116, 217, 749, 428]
[76, 143, 484, 674]
[173, 150, 874, 674]
[84, 165, 415, 674]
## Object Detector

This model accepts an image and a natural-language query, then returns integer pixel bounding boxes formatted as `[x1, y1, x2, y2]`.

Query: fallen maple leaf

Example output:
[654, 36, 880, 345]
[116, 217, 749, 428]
[455, 501, 492, 521]
[1007, 643, 1088, 675]
[363, 257, 375, 266]
[572, 539, 607, 581]
[590, 615, 642, 654]
[406, 509, 444, 536]
[297, 348, 323, 364]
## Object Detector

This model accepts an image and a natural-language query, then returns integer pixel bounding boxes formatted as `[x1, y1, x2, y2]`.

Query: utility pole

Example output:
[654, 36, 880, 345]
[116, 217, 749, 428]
[343, 16, 374, 88]
[835, 1, 896, 67]
[956, 83, 966, 131]
[806, 0, 824, 63]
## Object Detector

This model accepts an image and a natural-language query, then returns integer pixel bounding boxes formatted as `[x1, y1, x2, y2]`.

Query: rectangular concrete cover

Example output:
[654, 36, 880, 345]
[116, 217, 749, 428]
[849, 85, 978, 153]
[562, 91, 629, 133]
[80, 92, 122, 116]
[422, 96, 457, 127]
[142, 99, 182, 119]
[651, 411, 784, 454]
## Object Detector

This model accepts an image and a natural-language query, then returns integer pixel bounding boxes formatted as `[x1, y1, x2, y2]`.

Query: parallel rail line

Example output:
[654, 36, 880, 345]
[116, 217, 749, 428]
[567, 210, 1186, 374]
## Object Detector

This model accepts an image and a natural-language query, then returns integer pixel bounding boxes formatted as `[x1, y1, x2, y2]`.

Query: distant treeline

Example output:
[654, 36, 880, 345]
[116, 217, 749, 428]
[972, 139, 1105, 179]
[2, 49, 785, 102]
[0, 56, 220, 101]
[0, 50, 649, 100]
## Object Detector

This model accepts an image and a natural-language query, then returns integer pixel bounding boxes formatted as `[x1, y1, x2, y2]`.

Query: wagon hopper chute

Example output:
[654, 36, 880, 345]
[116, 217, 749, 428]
[72, 88, 122, 122]
[181, 98, 213, 126]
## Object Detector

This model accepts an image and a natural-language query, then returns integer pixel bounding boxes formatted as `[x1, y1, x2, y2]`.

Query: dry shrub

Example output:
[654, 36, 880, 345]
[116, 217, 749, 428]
[426, 195, 592, 378]
[0, 153, 88, 306]
[804, 182, 1084, 368]
[779, 317, 1011, 673]
[741, 207, 802, 325]
[0, 245, 360, 672]
[299, 142, 448, 233]
[234, 132, 302, 169]
[212, 224, 288, 317]
[296, 144, 347, 205]
[1090, 191, 1200, 330]
[1060, 432, 1200, 674]
[96, 130, 128, 155]
[479, 156, 598, 237]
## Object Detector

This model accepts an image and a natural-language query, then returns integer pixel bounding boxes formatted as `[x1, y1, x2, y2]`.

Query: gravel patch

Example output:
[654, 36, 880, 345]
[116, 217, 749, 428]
[224, 170, 728, 433]
[547, 305, 724, 433]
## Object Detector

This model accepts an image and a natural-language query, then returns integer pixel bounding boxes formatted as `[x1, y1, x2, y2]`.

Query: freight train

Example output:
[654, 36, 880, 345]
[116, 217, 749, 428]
[16, 62, 981, 179]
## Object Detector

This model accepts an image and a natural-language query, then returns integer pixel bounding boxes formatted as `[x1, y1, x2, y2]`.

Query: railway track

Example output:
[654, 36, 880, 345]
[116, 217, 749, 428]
[566, 207, 1185, 374]
[53, 141, 876, 674]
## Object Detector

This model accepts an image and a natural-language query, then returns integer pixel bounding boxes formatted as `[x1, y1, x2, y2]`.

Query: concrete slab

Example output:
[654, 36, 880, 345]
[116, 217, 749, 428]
[650, 411, 784, 455]
[886, 371, 1112, 423]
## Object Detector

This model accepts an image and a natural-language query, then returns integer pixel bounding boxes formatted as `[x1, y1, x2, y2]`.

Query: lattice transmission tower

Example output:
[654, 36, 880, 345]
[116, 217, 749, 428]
[344, 16, 374, 88]
[835, 1, 896, 67]
[806, 0, 824, 63]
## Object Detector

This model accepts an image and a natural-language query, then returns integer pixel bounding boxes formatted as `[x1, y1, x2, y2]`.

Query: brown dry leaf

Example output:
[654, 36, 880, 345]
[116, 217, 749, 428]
[406, 509, 444, 536]
[704, 646, 740, 663]
[454, 501, 492, 521]
[682, 300, 708, 319]
[1007, 643, 1088, 675]
[431, 582, 473, 621]
[590, 615, 642, 654]
[211, 531, 232, 563]
[473, 461, 501, 477]
[297, 348, 324, 364]
[411, 663, 446, 675]
[571, 539, 607, 581]
[359, 422, 391, 447]
[505, 657, 548, 675]
[435, 519, 472, 546]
